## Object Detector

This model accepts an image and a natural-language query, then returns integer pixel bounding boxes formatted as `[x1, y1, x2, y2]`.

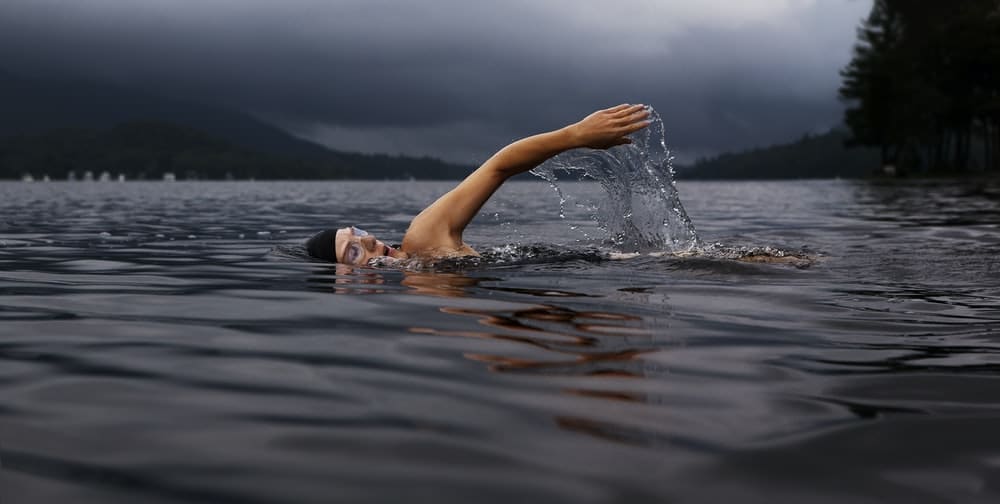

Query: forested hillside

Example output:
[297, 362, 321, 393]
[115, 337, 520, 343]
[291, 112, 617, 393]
[680, 129, 879, 180]
[0, 121, 471, 180]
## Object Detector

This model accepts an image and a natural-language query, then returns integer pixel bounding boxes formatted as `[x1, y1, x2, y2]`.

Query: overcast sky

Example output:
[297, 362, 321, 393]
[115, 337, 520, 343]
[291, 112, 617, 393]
[0, 0, 872, 163]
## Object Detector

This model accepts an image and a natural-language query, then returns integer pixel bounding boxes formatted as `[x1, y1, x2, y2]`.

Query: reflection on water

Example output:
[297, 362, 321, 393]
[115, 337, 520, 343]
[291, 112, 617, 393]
[849, 179, 1000, 227]
[401, 271, 484, 298]
[416, 303, 657, 376]
[313, 263, 388, 295]
[395, 272, 671, 445]
[386, 271, 664, 375]
[308, 264, 681, 447]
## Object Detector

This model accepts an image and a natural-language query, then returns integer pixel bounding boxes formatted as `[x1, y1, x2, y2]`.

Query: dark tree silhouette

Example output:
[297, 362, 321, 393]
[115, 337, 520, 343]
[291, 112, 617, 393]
[840, 0, 1000, 174]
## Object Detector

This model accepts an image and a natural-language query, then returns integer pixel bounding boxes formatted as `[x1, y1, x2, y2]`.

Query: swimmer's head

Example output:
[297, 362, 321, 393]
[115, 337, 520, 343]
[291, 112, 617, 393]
[306, 226, 400, 264]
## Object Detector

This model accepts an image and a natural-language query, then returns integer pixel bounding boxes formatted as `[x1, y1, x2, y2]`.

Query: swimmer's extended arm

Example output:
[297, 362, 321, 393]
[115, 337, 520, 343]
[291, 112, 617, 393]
[401, 104, 651, 255]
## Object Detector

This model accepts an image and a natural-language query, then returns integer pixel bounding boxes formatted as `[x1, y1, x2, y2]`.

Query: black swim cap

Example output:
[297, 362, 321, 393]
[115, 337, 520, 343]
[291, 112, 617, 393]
[306, 229, 338, 262]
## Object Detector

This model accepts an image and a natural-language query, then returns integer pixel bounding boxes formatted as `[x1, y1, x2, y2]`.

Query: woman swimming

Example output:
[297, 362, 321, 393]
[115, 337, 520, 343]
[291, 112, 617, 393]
[306, 104, 652, 264]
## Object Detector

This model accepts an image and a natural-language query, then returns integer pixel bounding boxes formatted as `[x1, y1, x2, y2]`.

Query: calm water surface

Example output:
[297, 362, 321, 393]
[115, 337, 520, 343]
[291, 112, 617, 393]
[1, 179, 1000, 503]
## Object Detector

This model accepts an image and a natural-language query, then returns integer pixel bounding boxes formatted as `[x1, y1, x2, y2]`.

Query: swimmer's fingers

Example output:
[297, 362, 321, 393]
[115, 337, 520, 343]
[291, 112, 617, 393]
[604, 103, 635, 114]
[619, 116, 652, 134]
[613, 107, 650, 127]
[610, 113, 652, 145]
[610, 104, 647, 119]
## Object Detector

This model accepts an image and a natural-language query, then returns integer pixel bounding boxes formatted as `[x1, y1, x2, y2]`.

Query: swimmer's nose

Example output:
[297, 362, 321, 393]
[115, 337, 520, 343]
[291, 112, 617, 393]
[360, 235, 378, 251]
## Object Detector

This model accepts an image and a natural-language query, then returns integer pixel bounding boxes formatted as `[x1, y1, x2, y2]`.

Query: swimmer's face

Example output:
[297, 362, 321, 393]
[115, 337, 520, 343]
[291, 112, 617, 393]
[335, 226, 400, 265]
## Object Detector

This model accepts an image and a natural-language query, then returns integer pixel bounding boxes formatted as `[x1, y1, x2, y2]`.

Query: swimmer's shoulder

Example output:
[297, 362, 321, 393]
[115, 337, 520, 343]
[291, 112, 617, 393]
[400, 239, 479, 260]
[401, 212, 478, 258]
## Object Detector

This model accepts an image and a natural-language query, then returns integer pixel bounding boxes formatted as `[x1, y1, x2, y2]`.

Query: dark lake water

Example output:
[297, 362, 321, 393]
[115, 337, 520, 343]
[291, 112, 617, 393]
[2, 178, 1000, 503]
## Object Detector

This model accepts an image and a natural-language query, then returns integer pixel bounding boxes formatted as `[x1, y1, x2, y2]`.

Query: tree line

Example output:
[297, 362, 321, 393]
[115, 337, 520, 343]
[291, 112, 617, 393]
[840, 0, 1000, 174]
[683, 129, 878, 179]
[0, 121, 472, 180]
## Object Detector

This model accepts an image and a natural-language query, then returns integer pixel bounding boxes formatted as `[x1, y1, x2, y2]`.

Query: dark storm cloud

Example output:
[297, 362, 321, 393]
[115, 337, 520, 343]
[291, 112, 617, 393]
[0, 0, 871, 163]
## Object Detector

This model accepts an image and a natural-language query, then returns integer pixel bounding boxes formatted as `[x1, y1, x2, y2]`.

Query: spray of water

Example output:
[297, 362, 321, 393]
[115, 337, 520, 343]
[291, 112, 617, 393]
[530, 106, 699, 253]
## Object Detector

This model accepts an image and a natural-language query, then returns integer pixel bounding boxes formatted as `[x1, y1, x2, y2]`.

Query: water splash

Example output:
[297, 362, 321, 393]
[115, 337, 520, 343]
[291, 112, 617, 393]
[530, 106, 699, 253]
[365, 244, 607, 271]
[609, 243, 818, 269]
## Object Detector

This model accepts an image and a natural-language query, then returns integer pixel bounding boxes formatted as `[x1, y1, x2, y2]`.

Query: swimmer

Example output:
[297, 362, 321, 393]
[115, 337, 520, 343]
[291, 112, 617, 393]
[306, 104, 652, 264]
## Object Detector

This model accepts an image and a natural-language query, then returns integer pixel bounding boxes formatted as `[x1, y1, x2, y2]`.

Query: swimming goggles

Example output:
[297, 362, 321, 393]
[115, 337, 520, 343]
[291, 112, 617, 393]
[341, 226, 370, 264]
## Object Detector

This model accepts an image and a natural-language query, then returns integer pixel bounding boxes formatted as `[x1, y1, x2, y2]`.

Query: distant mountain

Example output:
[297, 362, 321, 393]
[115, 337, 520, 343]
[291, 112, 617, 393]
[0, 70, 338, 159]
[677, 129, 881, 180]
[0, 69, 473, 179]
[0, 120, 356, 180]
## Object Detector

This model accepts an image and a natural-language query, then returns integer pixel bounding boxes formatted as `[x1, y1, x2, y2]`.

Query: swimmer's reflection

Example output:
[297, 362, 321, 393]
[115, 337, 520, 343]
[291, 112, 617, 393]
[314, 267, 486, 297]
[398, 272, 666, 378]
[309, 263, 387, 295]
[318, 266, 670, 445]
[399, 271, 484, 298]
[417, 304, 655, 377]
[406, 277, 674, 445]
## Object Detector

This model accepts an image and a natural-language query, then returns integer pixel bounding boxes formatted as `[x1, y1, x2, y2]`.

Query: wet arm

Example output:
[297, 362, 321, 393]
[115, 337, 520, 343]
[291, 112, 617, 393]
[402, 104, 651, 252]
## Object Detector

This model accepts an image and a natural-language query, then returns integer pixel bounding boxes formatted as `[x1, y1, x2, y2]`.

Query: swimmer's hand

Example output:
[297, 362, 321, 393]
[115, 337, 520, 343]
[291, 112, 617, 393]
[565, 104, 651, 150]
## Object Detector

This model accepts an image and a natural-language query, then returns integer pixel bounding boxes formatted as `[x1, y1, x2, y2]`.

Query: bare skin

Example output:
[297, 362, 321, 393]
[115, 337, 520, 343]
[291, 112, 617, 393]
[334, 104, 652, 264]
